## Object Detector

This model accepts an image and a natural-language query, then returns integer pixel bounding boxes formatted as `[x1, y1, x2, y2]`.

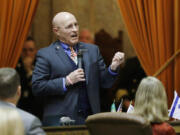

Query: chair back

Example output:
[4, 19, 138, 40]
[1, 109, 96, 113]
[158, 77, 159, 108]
[86, 112, 152, 135]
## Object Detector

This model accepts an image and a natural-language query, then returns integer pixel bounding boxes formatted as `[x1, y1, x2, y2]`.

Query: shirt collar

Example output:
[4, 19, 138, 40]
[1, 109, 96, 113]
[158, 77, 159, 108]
[0, 101, 16, 107]
[7, 102, 16, 107]
[59, 41, 77, 51]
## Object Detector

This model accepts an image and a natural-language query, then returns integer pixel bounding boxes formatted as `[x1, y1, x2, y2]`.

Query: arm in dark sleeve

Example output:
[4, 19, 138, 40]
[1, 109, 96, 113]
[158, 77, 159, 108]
[96, 47, 118, 88]
[32, 51, 66, 96]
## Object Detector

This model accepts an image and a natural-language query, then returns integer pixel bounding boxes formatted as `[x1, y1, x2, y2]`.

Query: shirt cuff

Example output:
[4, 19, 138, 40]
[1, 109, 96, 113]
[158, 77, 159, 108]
[63, 78, 67, 91]
[108, 66, 118, 76]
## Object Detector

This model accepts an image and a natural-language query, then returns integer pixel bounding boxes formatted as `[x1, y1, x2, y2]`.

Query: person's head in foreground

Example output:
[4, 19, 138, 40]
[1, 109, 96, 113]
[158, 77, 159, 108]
[133, 76, 169, 123]
[0, 67, 21, 105]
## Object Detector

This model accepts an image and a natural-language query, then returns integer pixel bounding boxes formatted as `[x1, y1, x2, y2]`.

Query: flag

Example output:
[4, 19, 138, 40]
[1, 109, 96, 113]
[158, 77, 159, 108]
[169, 91, 180, 120]
[117, 99, 123, 112]
[127, 101, 134, 113]
[111, 100, 116, 112]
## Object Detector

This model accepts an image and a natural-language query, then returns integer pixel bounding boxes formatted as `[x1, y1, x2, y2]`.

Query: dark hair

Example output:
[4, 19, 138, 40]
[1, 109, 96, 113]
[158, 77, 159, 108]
[0, 68, 20, 99]
[26, 36, 35, 42]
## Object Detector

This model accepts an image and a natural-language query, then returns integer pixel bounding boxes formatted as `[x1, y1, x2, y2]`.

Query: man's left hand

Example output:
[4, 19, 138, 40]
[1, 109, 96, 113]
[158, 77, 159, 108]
[110, 52, 125, 71]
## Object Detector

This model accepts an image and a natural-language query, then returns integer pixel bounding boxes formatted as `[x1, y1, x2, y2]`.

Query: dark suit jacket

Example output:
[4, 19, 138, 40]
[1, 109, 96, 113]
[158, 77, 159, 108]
[32, 41, 117, 125]
[0, 101, 45, 135]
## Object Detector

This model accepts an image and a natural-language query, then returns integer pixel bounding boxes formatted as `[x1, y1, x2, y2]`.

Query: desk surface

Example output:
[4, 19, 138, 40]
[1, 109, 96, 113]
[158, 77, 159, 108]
[43, 125, 90, 135]
[43, 125, 88, 130]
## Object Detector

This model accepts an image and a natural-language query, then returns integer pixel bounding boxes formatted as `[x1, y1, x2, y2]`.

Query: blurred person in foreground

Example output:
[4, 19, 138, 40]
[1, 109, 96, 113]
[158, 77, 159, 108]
[132, 76, 175, 135]
[0, 107, 24, 135]
[32, 11, 125, 126]
[16, 37, 43, 120]
[79, 29, 94, 44]
[0, 67, 45, 135]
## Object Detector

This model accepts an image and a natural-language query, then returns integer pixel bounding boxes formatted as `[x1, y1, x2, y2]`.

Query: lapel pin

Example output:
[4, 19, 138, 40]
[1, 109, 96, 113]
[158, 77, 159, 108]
[56, 46, 60, 50]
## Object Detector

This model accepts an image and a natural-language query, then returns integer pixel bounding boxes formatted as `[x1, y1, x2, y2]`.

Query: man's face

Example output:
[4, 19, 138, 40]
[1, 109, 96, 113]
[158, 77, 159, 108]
[55, 14, 79, 46]
[21, 40, 36, 60]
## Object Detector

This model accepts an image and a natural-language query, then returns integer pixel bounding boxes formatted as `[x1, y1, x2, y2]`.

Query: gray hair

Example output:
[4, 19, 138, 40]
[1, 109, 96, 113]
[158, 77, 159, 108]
[133, 76, 169, 123]
[0, 68, 20, 99]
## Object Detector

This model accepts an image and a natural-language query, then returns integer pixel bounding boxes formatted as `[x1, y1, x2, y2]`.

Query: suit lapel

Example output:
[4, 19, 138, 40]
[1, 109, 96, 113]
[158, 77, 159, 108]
[53, 41, 76, 70]
[53, 41, 90, 84]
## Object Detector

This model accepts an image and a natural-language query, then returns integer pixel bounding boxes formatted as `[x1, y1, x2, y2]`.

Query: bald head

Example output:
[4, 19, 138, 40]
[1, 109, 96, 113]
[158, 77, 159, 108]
[52, 12, 75, 27]
[79, 29, 94, 44]
[52, 12, 79, 46]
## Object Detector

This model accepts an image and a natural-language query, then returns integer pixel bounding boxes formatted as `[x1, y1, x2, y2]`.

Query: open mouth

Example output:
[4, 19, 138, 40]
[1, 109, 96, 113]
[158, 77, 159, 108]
[71, 34, 78, 38]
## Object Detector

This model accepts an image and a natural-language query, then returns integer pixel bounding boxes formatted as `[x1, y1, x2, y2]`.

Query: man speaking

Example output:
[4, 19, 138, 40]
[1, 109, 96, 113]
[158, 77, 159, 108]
[32, 12, 125, 126]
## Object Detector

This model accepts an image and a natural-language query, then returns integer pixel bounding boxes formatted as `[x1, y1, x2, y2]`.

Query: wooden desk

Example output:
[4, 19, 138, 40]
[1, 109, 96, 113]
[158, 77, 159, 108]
[43, 125, 90, 135]
[43, 121, 180, 135]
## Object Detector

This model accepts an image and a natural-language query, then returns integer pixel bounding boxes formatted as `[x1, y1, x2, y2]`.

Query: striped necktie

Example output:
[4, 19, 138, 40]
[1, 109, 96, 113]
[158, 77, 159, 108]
[69, 47, 77, 64]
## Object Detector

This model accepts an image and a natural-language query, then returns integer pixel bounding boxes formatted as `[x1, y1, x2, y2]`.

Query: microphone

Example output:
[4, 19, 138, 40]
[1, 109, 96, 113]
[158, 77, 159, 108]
[77, 44, 87, 68]
[77, 49, 83, 68]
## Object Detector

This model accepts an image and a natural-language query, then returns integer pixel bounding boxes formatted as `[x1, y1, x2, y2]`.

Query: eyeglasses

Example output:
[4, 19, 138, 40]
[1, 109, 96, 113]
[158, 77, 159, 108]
[22, 48, 35, 52]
